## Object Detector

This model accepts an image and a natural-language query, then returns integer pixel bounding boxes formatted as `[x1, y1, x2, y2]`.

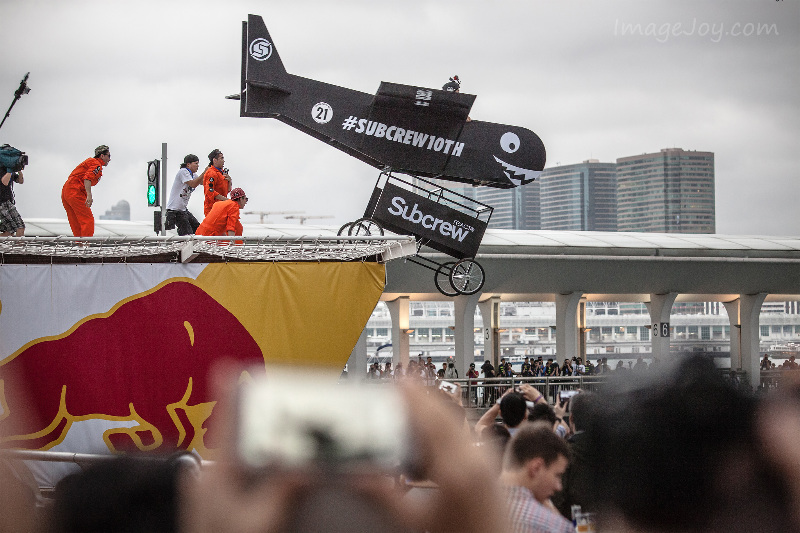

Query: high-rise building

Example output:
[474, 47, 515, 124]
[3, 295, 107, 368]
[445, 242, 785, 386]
[616, 148, 715, 233]
[474, 181, 541, 230]
[415, 147, 714, 233]
[539, 160, 617, 231]
[425, 178, 540, 230]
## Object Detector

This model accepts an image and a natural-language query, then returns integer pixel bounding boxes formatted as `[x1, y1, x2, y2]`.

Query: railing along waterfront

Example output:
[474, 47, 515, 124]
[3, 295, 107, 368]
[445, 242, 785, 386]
[355, 369, 794, 407]
[440, 375, 608, 408]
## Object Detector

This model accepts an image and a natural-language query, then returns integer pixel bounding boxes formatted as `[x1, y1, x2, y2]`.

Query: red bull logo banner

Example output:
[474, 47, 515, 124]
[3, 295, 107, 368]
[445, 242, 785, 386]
[0, 262, 384, 485]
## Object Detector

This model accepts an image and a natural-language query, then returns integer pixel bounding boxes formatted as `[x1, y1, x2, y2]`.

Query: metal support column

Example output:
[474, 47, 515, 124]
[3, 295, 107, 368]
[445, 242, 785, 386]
[555, 292, 583, 361]
[478, 297, 501, 367]
[723, 299, 742, 372]
[453, 293, 480, 378]
[646, 292, 678, 360]
[739, 293, 768, 389]
[386, 296, 410, 370]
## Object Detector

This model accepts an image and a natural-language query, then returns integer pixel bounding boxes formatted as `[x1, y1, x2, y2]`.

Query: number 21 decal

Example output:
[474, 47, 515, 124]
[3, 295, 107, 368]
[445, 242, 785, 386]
[312, 102, 333, 124]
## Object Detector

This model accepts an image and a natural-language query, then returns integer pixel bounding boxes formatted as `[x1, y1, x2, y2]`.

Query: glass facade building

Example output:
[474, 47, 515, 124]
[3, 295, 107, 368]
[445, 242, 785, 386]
[422, 148, 713, 233]
[539, 160, 617, 231]
[616, 148, 715, 233]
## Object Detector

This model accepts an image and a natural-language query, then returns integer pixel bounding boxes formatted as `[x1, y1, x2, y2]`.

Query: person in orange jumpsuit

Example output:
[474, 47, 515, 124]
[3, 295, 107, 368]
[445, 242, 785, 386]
[203, 148, 232, 216]
[196, 187, 248, 237]
[61, 145, 111, 237]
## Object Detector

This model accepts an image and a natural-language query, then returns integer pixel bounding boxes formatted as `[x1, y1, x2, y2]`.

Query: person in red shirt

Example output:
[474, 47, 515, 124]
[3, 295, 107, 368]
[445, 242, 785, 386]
[196, 187, 248, 237]
[61, 145, 110, 237]
[203, 149, 232, 216]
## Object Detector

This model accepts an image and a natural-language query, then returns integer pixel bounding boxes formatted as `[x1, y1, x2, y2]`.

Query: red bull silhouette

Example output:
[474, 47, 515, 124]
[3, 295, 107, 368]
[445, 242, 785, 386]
[0, 281, 265, 456]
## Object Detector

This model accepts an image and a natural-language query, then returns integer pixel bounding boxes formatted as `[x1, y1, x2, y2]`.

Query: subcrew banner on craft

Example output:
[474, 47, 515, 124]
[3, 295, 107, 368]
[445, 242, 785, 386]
[371, 182, 487, 258]
[0, 262, 384, 485]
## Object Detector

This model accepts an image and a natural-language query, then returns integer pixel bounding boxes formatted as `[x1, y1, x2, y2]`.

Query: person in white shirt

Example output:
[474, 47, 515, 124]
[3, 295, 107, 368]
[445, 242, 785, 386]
[166, 154, 206, 235]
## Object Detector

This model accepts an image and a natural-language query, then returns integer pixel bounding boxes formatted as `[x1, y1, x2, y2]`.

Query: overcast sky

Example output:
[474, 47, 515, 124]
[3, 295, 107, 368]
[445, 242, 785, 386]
[1, 0, 797, 235]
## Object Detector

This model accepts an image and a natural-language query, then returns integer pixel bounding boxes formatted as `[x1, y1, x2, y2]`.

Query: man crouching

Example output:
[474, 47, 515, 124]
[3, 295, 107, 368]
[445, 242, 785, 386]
[196, 187, 248, 237]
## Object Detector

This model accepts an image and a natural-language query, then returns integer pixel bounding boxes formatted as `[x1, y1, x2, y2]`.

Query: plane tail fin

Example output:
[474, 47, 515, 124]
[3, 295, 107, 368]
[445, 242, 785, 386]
[242, 15, 290, 94]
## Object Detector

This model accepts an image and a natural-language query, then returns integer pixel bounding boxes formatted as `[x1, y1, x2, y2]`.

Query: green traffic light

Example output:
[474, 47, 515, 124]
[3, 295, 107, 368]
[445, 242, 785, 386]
[147, 184, 157, 206]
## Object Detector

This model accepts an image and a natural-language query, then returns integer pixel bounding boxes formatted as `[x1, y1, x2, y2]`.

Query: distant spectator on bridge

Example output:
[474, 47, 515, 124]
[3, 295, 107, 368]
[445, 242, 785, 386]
[633, 356, 648, 373]
[405, 360, 419, 379]
[203, 149, 232, 216]
[61, 145, 110, 237]
[444, 360, 458, 380]
[424, 356, 436, 382]
[498, 358, 508, 378]
[481, 359, 497, 406]
[575, 357, 587, 375]
[561, 358, 573, 376]
[196, 187, 248, 237]
[521, 357, 533, 377]
[782, 355, 798, 370]
[467, 362, 480, 405]
[165, 154, 206, 235]
[761, 354, 772, 371]
[499, 425, 574, 533]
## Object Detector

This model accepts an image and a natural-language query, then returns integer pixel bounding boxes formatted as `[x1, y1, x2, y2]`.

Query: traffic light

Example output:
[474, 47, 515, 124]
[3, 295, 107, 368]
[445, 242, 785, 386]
[147, 160, 160, 207]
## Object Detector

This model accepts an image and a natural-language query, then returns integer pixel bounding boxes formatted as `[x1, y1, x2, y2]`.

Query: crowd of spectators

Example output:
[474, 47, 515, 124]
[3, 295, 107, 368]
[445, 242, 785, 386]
[3, 355, 800, 532]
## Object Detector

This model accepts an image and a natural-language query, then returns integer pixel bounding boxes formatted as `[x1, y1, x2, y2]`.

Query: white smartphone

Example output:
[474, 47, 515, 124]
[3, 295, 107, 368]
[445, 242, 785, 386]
[237, 369, 413, 472]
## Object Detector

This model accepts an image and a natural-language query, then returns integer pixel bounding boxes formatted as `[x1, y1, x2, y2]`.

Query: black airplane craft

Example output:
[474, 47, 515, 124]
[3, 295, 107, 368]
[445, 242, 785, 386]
[235, 15, 546, 189]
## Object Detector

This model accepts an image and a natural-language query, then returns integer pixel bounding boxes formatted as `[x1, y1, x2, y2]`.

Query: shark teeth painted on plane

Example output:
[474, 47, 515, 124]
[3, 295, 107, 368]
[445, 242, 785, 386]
[493, 156, 542, 186]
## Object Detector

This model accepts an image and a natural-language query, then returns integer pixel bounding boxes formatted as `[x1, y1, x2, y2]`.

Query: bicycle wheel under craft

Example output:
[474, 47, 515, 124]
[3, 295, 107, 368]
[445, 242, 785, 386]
[434, 262, 459, 297]
[449, 259, 485, 295]
[348, 217, 384, 236]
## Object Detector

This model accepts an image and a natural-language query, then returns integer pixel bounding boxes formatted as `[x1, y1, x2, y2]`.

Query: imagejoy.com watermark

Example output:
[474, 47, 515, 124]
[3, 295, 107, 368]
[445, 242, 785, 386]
[614, 18, 779, 43]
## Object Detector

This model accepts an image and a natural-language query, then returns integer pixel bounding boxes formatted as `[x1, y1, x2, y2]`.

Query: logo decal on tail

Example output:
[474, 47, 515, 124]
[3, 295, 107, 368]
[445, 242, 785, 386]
[249, 38, 273, 61]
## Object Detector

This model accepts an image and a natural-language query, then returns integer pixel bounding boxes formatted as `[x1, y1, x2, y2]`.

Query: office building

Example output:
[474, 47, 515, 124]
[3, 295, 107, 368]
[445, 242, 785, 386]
[616, 148, 715, 233]
[424, 179, 541, 230]
[539, 160, 617, 231]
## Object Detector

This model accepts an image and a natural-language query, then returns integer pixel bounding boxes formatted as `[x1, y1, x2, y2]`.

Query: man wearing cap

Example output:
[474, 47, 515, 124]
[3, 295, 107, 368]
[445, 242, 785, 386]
[166, 154, 206, 235]
[203, 149, 232, 216]
[196, 187, 248, 237]
[61, 145, 110, 237]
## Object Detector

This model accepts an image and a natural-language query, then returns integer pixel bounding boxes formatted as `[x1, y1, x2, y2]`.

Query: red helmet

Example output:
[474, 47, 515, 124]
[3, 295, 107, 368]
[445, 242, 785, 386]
[230, 187, 247, 201]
